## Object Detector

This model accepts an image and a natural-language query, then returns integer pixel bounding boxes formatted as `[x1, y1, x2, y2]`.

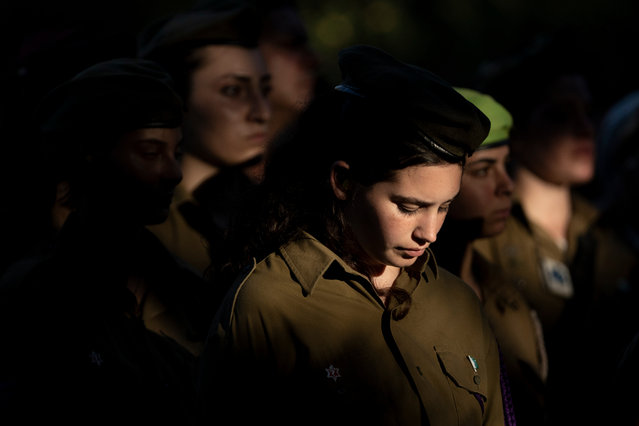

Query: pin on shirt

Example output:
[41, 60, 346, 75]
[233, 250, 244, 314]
[325, 364, 341, 382]
[467, 355, 481, 384]
[540, 257, 574, 298]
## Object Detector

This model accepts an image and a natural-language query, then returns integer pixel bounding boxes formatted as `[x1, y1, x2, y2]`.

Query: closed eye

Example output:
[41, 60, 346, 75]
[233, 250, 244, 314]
[398, 204, 420, 215]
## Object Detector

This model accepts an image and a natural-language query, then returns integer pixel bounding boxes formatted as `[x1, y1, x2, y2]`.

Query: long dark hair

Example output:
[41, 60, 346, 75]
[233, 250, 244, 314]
[208, 89, 464, 290]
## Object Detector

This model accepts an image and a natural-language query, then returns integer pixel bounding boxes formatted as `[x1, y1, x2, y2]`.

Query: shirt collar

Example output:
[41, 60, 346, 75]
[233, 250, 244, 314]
[279, 232, 439, 294]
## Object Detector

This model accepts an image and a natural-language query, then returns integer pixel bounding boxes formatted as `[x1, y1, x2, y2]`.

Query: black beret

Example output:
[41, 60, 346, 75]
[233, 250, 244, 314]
[137, 1, 261, 60]
[335, 45, 491, 160]
[36, 58, 183, 136]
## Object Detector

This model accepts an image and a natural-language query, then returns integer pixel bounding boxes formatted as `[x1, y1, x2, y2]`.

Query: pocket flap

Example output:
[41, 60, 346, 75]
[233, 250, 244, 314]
[435, 347, 487, 397]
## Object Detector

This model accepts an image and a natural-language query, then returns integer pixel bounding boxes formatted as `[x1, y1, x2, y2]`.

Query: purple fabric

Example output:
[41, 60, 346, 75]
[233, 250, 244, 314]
[499, 345, 518, 426]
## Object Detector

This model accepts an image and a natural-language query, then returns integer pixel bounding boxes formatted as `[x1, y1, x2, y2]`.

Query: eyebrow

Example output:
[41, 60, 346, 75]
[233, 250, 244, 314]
[135, 137, 184, 148]
[469, 158, 498, 166]
[391, 193, 460, 208]
[221, 73, 272, 84]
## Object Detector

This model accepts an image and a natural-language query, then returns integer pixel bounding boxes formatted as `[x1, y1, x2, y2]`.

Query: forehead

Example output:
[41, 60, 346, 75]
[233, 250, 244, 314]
[195, 45, 267, 75]
[385, 163, 462, 198]
[467, 145, 510, 164]
[116, 127, 182, 147]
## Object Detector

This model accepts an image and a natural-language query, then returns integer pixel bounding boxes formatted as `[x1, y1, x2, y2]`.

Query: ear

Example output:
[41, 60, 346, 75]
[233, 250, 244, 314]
[330, 160, 351, 201]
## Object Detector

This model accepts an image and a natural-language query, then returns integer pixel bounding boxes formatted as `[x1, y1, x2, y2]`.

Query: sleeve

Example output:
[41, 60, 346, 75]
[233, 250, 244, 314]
[195, 272, 300, 425]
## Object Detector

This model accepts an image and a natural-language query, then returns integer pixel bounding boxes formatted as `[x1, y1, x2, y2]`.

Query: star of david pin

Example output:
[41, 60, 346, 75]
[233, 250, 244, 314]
[325, 364, 341, 382]
[89, 350, 104, 367]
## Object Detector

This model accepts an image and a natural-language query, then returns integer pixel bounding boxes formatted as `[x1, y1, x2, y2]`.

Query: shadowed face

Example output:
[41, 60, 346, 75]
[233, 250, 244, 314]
[108, 127, 183, 225]
[260, 7, 320, 121]
[514, 75, 596, 185]
[185, 45, 272, 168]
[449, 144, 514, 238]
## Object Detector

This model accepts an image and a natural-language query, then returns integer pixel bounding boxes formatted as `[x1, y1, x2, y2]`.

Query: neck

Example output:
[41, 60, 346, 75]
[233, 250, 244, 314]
[515, 167, 572, 244]
[180, 153, 220, 194]
[369, 265, 400, 304]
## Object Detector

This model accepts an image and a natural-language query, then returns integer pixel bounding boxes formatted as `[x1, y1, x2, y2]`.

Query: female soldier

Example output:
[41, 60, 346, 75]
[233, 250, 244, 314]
[197, 45, 508, 426]
[472, 34, 638, 425]
[433, 88, 548, 426]
[138, 1, 272, 275]
[0, 58, 210, 425]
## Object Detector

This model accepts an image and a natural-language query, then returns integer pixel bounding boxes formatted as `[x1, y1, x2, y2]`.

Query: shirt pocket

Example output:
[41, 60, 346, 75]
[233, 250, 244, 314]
[435, 346, 488, 415]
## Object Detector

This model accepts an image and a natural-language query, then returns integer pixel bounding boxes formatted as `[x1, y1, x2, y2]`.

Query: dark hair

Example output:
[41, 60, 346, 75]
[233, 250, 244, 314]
[209, 89, 464, 289]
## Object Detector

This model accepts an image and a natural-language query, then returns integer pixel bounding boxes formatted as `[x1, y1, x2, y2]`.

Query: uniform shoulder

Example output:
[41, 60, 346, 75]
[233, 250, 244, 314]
[214, 251, 300, 326]
[435, 266, 482, 300]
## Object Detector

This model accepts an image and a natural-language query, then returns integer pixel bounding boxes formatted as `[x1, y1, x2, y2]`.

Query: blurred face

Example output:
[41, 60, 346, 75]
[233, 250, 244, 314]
[108, 127, 183, 225]
[185, 45, 272, 167]
[449, 145, 514, 238]
[515, 75, 595, 185]
[260, 7, 320, 115]
[344, 163, 462, 269]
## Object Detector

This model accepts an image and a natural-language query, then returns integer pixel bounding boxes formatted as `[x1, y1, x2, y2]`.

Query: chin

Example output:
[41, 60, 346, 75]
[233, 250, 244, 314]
[393, 255, 420, 267]
[484, 222, 507, 237]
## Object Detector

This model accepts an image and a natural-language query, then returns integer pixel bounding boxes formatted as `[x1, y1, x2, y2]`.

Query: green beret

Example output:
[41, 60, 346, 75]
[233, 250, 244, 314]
[334, 45, 491, 160]
[138, 2, 261, 60]
[455, 87, 513, 150]
[36, 58, 183, 136]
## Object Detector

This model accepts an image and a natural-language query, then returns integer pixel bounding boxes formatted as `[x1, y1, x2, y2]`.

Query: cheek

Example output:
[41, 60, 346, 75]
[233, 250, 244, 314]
[119, 156, 159, 185]
[536, 139, 593, 182]
[186, 100, 242, 153]
[188, 94, 227, 131]
[346, 196, 394, 248]
[450, 183, 489, 219]
[363, 207, 408, 251]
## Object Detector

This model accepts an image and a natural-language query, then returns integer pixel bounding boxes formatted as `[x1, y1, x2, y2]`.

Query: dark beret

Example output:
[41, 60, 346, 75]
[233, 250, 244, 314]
[36, 57, 183, 136]
[137, 1, 261, 60]
[335, 45, 491, 160]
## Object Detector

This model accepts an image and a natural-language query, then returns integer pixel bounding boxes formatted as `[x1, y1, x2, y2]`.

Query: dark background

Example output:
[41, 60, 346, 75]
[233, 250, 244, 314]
[1, 0, 638, 271]
[3, 0, 639, 117]
[300, 0, 639, 116]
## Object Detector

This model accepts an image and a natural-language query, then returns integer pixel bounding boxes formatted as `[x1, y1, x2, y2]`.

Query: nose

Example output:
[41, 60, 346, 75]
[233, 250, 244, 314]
[496, 166, 515, 196]
[163, 155, 183, 186]
[412, 213, 440, 246]
[248, 90, 272, 124]
[573, 113, 595, 139]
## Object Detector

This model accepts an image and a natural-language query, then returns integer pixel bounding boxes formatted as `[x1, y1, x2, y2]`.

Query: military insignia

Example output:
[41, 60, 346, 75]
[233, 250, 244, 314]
[467, 355, 481, 384]
[467, 355, 478, 372]
[89, 350, 104, 367]
[325, 365, 341, 382]
[540, 257, 574, 298]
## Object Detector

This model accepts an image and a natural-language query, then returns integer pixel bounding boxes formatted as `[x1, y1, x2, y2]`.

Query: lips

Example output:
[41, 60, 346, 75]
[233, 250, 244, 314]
[402, 248, 426, 257]
[248, 132, 268, 145]
[493, 207, 511, 219]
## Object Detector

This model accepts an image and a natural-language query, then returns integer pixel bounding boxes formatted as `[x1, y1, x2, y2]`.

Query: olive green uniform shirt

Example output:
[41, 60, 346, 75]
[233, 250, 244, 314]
[473, 195, 636, 332]
[473, 194, 638, 424]
[148, 184, 211, 276]
[475, 252, 548, 426]
[199, 234, 505, 426]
